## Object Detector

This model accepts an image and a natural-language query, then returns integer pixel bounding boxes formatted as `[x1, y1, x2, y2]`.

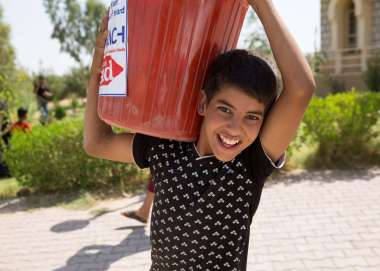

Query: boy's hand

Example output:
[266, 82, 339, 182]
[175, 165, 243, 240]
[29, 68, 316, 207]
[96, 13, 109, 50]
[84, 9, 136, 164]
[90, 12, 109, 76]
[247, 0, 271, 9]
[247, 0, 315, 162]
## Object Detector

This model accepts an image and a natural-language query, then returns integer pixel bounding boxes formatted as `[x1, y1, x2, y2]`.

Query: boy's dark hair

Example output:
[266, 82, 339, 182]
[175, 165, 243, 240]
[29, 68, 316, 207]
[17, 107, 28, 119]
[203, 49, 278, 113]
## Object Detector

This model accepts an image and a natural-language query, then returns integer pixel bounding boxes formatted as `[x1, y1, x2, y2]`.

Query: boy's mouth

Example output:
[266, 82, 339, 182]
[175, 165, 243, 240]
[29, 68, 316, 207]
[217, 134, 241, 149]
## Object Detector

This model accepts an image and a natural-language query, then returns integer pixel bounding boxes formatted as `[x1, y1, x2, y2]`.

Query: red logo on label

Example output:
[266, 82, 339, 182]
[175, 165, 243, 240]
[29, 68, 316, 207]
[100, 55, 123, 86]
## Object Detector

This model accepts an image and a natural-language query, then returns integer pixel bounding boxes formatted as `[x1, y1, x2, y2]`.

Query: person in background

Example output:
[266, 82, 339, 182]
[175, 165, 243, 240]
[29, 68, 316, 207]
[121, 176, 155, 224]
[34, 75, 53, 125]
[0, 101, 11, 146]
[11, 107, 31, 133]
[0, 101, 11, 177]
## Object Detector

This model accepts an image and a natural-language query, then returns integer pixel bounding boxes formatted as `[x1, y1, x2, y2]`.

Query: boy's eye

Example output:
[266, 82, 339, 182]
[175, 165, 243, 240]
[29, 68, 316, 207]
[246, 114, 260, 121]
[218, 106, 231, 114]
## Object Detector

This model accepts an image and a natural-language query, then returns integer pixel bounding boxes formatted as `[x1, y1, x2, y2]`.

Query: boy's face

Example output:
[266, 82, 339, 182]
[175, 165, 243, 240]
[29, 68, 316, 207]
[197, 86, 265, 162]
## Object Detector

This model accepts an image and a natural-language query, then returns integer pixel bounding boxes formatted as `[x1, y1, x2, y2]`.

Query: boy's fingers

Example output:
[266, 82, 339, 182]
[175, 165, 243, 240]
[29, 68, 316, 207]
[99, 11, 109, 33]
[90, 9, 109, 74]
[95, 30, 108, 49]
[96, 9, 109, 48]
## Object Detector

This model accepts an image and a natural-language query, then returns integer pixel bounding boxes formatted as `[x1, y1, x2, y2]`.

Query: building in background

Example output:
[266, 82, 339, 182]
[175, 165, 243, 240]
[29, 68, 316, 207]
[319, 0, 380, 93]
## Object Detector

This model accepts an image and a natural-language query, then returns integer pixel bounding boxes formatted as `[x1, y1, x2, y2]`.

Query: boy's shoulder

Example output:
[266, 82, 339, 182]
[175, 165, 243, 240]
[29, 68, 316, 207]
[133, 133, 186, 150]
[132, 133, 192, 168]
[133, 133, 284, 181]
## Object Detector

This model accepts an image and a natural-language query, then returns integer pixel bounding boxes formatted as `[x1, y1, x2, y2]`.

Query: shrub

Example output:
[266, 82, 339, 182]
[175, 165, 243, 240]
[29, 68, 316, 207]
[302, 90, 380, 168]
[4, 118, 145, 193]
[54, 105, 66, 120]
[364, 54, 380, 92]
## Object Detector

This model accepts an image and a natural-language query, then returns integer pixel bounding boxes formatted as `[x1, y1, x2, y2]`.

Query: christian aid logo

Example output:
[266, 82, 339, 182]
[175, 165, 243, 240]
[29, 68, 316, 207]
[100, 55, 123, 86]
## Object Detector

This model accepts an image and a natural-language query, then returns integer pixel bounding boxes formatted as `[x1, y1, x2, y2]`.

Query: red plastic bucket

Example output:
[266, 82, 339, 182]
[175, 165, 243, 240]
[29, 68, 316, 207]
[98, 0, 248, 141]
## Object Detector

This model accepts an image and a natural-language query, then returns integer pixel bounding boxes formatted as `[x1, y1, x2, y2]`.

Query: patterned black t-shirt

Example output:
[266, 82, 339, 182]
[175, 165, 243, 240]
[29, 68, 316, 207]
[133, 134, 284, 271]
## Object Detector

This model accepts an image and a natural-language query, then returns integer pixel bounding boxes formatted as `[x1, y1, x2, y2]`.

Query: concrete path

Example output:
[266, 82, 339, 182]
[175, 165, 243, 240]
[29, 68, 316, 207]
[1, 169, 379, 271]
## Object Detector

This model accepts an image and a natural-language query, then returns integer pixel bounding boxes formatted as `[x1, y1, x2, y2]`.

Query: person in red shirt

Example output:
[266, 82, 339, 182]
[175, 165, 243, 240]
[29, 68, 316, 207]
[11, 107, 31, 133]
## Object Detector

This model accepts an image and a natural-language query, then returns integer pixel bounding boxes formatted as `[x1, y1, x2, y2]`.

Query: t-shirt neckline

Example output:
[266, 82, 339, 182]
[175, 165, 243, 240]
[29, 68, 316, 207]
[191, 142, 217, 161]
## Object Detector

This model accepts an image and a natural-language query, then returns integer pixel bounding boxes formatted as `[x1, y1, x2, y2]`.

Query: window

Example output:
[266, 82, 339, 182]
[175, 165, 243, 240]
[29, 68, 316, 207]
[347, 1, 357, 48]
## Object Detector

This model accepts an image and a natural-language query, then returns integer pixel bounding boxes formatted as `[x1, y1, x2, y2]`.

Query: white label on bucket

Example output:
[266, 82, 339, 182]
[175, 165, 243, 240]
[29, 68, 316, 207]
[99, 0, 128, 96]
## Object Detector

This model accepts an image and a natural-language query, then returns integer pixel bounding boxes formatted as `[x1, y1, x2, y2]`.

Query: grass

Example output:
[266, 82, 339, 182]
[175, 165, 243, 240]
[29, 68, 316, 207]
[57, 192, 97, 210]
[0, 180, 143, 212]
[22, 190, 128, 212]
[90, 207, 112, 217]
[0, 177, 78, 208]
[0, 177, 21, 200]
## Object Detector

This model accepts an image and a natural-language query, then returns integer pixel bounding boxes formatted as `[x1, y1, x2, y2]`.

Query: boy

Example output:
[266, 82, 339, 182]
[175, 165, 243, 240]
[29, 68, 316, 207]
[84, 0, 315, 270]
[34, 75, 53, 125]
[11, 107, 31, 133]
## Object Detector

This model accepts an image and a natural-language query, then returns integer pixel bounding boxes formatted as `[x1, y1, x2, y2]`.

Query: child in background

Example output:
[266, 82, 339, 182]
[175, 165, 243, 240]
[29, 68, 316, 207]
[0, 101, 11, 146]
[11, 107, 31, 133]
[84, 0, 315, 270]
[0, 101, 11, 177]
[121, 176, 155, 224]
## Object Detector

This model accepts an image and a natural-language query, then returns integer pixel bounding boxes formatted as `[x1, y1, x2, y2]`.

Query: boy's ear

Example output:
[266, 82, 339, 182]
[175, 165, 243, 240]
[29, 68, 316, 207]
[197, 90, 207, 116]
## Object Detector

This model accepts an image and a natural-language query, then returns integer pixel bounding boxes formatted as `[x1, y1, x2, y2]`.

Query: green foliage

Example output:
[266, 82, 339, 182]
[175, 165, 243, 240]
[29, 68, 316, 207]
[12, 70, 34, 110]
[43, 0, 106, 63]
[62, 66, 89, 98]
[242, 9, 271, 56]
[0, 178, 20, 200]
[54, 105, 66, 120]
[302, 91, 380, 168]
[4, 118, 144, 193]
[306, 51, 324, 74]
[364, 54, 380, 92]
[0, 5, 33, 114]
[0, 4, 16, 102]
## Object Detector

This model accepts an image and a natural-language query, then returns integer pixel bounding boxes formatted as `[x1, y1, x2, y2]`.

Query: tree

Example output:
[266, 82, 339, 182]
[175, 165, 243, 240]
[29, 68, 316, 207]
[242, 9, 271, 57]
[0, 5, 17, 102]
[306, 51, 324, 74]
[43, 0, 106, 63]
[62, 66, 90, 98]
[364, 54, 380, 92]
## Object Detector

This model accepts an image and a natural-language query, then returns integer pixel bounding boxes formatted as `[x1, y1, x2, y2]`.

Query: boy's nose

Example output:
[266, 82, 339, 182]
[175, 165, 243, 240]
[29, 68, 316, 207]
[225, 118, 241, 135]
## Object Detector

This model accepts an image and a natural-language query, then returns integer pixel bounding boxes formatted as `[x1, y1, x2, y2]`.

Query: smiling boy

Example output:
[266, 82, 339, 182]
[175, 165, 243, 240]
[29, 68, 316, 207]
[84, 0, 315, 270]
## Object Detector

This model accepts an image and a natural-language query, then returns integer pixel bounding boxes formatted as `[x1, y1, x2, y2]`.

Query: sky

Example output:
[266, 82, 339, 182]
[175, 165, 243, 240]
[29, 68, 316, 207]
[0, 0, 320, 75]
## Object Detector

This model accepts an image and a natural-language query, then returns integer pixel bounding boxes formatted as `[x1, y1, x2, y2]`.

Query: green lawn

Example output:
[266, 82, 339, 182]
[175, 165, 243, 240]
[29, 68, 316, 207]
[0, 177, 20, 200]
[0, 177, 129, 211]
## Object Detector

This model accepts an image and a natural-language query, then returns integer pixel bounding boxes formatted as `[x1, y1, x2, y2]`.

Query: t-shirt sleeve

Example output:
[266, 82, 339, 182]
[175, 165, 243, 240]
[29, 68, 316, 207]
[132, 133, 155, 169]
[242, 137, 286, 223]
[243, 137, 285, 182]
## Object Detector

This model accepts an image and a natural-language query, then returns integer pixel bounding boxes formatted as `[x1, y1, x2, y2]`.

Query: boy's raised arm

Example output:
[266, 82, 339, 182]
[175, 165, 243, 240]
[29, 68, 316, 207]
[249, 0, 316, 162]
[83, 14, 135, 164]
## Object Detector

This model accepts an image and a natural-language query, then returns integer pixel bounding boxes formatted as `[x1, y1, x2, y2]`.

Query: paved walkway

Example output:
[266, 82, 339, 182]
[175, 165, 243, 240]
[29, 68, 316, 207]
[0, 169, 379, 271]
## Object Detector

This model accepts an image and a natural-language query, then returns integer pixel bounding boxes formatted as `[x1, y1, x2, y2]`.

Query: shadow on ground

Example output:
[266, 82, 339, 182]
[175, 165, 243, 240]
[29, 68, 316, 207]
[267, 167, 380, 187]
[53, 225, 150, 271]
[0, 192, 145, 215]
[49, 196, 146, 233]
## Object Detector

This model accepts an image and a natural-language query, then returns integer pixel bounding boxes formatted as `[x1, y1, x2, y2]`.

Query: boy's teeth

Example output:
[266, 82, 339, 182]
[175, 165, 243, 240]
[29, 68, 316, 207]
[220, 135, 239, 145]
